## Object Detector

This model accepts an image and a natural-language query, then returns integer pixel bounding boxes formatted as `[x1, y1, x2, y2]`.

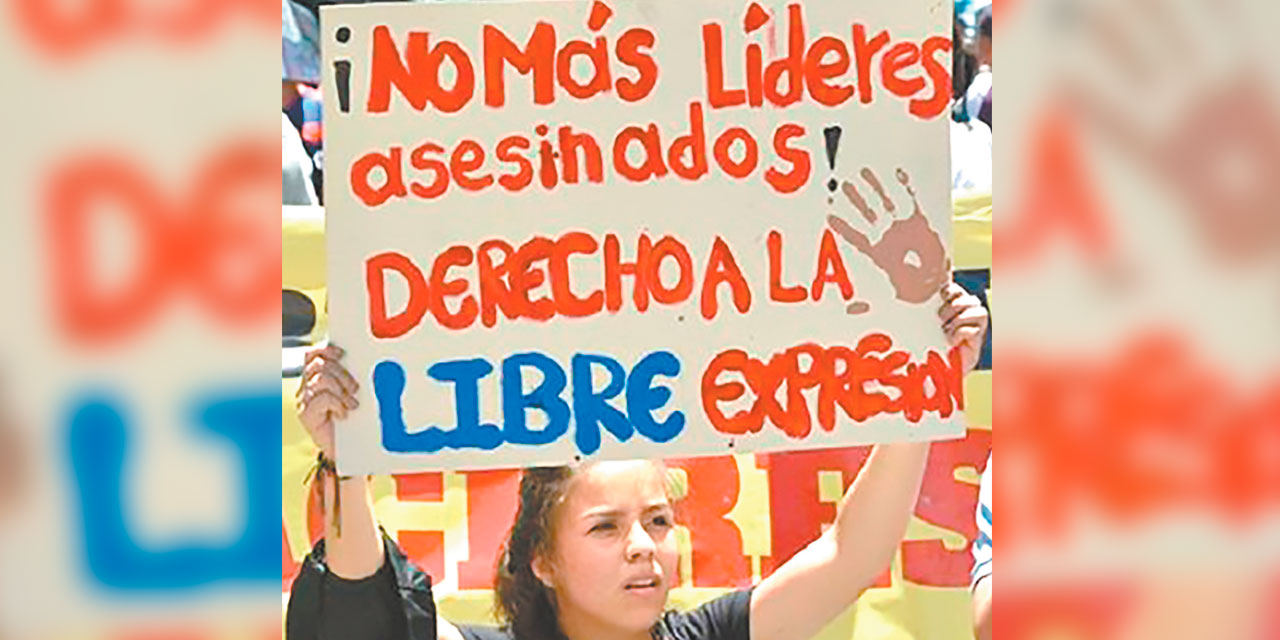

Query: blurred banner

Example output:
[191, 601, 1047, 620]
[1000, 0, 1280, 638]
[281, 195, 994, 639]
[0, 0, 281, 637]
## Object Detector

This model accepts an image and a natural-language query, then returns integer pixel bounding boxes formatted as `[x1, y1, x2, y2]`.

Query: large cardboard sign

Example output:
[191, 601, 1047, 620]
[323, 0, 959, 474]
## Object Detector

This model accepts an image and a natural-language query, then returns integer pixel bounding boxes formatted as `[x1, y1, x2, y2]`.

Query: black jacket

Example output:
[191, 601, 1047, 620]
[286, 535, 436, 640]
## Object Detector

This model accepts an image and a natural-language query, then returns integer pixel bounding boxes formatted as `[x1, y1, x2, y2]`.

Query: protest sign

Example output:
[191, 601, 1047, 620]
[322, 0, 958, 475]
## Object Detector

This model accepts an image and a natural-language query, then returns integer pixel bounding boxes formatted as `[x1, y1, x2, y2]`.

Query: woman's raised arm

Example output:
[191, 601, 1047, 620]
[295, 344, 385, 579]
[748, 281, 989, 640]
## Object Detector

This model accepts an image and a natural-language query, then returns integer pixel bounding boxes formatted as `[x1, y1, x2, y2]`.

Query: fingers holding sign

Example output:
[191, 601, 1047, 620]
[938, 282, 989, 374]
[296, 344, 359, 460]
[299, 345, 359, 397]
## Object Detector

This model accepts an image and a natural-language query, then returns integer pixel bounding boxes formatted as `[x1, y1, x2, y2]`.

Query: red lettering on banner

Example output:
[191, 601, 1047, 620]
[1000, 334, 1280, 550]
[457, 470, 522, 589]
[353, 146, 408, 206]
[476, 239, 518, 325]
[550, 232, 605, 315]
[556, 36, 612, 100]
[765, 5, 805, 106]
[767, 231, 807, 303]
[700, 237, 752, 320]
[761, 433, 992, 590]
[880, 42, 924, 99]
[698, 5, 949, 118]
[711, 127, 758, 178]
[12, 0, 274, 58]
[393, 473, 447, 581]
[810, 229, 854, 301]
[767, 230, 856, 306]
[604, 233, 652, 312]
[614, 27, 659, 102]
[451, 140, 494, 192]
[702, 23, 745, 108]
[559, 127, 606, 184]
[481, 16, 659, 107]
[495, 136, 535, 191]
[764, 124, 810, 193]
[901, 429, 991, 587]
[999, 108, 1112, 266]
[368, 26, 476, 114]
[1000, 582, 1137, 639]
[45, 142, 277, 346]
[371, 15, 659, 112]
[366, 252, 431, 339]
[409, 143, 449, 199]
[647, 237, 697, 305]
[483, 22, 556, 107]
[851, 24, 890, 105]
[429, 246, 480, 330]
[508, 236, 556, 320]
[911, 37, 953, 119]
[349, 7, 959, 206]
[350, 118, 817, 204]
[668, 456, 752, 587]
[758, 447, 889, 586]
[804, 36, 854, 107]
[369, 231, 812, 333]
[291, 439, 996, 594]
[613, 125, 670, 181]
[702, 335, 964, 436]
[668, 102, 710, 180]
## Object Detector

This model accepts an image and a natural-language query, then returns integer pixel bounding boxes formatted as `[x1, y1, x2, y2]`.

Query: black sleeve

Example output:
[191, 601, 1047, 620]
[286, 537, 437, 640]
[660, 588, 753, 640]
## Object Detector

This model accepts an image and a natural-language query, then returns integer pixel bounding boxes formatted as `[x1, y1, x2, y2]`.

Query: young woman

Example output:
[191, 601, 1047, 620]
[287, 281, 989, 640]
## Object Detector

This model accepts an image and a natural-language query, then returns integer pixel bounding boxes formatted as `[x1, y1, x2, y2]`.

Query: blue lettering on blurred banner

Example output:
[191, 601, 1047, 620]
[67, 391, 279, 589]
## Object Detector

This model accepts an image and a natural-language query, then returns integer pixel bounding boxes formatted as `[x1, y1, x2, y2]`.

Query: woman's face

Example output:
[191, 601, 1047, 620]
[536, 460, 680, 639]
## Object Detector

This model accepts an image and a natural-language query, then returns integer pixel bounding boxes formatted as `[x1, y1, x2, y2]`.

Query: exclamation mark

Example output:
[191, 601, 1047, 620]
[334, 26, 352, 114]
[823, 125, 842, 204]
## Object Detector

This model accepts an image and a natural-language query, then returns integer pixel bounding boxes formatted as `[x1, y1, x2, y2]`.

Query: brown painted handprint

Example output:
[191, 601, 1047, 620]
[826, 167, 950, 307]
[1065, 0, 1280, 262]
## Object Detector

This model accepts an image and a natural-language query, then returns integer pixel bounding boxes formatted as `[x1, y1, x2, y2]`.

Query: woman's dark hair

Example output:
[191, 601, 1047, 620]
[494, 462, 679, 639]
[494, 466, 577, 640]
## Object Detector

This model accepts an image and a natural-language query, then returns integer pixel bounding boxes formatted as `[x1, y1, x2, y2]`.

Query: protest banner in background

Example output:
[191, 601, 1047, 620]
[322, 0, 960, 475]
